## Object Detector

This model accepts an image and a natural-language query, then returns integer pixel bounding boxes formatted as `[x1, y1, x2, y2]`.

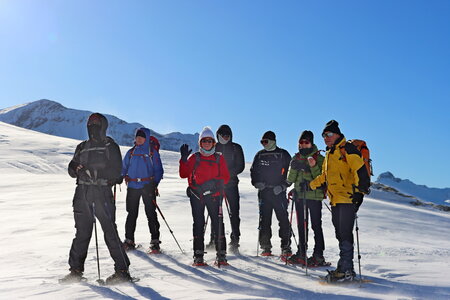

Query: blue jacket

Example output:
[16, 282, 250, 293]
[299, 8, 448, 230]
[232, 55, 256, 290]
[122, 128, 164, 189]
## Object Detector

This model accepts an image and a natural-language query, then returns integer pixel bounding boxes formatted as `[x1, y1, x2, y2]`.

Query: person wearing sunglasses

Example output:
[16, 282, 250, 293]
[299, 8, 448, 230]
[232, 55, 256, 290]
[179, 126, 230, 266]
[286, 130, 327, 267]
[310, 120, 370, 282]
[205, 125, 245, 254]
[250, 131, 292, 257]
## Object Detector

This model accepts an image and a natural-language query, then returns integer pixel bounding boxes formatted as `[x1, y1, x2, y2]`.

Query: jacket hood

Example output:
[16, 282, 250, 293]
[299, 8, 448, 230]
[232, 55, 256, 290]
[216, 124, 233, 142]
[87, 113, 108, 142]
[135, 127, 152, 153]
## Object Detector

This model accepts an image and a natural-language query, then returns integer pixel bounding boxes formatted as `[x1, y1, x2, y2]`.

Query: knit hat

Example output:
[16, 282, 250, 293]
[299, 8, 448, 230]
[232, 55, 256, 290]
[299, 130, 314, 144]
[262, 131, 276, 141]
[322, 120, 342, 136]
[199, 126, 216, 142]
[136, 129, 146, 139]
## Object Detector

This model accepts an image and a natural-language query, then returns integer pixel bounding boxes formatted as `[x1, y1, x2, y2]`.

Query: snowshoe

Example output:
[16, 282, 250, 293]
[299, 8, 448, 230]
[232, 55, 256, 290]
[228, 240, 240, 255]
[122, 239, 136, 251]
[215, 255, 229, 266]
[148, 239, 161, 254]
[260, 249, 273, 256]
[287, 253, 307, 265]
[59, 269, 85, 284]
[323, 269, 356, 283]
[280, 247, 292, 261]
[192, 256, 207, 267]
[307, 255, 331, 267]
[205, 239, 215, 250]
[105, 270, 134, 285]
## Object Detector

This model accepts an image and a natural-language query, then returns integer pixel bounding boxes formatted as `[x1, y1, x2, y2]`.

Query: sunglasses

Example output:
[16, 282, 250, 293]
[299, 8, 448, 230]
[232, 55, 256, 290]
[322, 132, 334, 138]
[220, 134, 230, 138]
[299, 140, 311, 145]
[201, 139, 215, 144]
[260, 139, 269, 145]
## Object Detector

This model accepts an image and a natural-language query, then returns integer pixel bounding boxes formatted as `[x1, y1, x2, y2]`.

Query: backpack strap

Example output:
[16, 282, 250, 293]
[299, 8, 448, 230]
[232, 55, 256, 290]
[191, 152, 221, 186]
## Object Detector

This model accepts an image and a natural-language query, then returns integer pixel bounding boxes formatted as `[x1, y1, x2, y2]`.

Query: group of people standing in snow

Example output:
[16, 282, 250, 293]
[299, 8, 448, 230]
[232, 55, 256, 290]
[60, 113, 370, 284]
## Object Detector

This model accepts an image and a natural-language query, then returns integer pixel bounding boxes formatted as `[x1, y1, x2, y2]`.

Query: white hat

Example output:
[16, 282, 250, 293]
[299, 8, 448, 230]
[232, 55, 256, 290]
[199, 126, 215, 142]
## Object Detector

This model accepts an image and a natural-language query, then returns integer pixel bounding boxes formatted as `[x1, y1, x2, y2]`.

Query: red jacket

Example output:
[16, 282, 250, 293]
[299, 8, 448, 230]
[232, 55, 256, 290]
[179, 152, 230, 193]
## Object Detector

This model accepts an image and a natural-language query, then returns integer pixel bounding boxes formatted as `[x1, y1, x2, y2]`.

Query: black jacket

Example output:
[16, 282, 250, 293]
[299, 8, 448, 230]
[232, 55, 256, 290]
[216, 125, 245, 186]
[250, 147, 291, 187]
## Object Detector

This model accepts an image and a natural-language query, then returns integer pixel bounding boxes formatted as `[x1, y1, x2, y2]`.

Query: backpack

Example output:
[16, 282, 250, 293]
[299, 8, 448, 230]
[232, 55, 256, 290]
[150, 136, 160, 152]
[339, 139, 373, 177]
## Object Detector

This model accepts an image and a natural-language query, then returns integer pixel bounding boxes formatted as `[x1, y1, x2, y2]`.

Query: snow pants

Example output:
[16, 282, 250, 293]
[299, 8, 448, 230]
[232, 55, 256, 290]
[295, 198, 325, 256]
[190, 194, 226, 257]
[124, 184, 160, 242]
[331, 203, 356, 272]
[68, 184, 130, 272]
[258, 189, 291, 251]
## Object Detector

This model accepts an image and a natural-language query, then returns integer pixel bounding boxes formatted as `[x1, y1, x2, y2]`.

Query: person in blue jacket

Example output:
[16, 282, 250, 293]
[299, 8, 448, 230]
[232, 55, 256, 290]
[122, 128, 164, 253]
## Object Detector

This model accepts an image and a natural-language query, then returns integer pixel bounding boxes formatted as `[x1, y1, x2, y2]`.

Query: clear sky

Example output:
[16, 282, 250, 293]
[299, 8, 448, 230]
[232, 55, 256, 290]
[1, 0, 449, 188]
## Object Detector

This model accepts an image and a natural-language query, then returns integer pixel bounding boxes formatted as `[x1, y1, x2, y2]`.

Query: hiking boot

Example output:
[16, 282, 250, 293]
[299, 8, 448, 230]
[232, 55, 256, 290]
[308, 255, 328, 267]
[216, 253, 228, 266]
[325, 269, 356, 283]
[205, 239, 215, 250]
[122, 239, 136, 251]
[287, 252, 307, 265]
[149, 239, 161, 254]
[193, 256, 207, 266]
[105, 269, 133, 285]
[59, 269, 84, 284]
[228, 239, 240, 254]
[260, 248, 272, 256]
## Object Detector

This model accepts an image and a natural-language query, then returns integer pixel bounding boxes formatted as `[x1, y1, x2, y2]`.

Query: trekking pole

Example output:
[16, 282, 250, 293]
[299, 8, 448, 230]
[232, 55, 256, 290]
[92, 203, 105, 285]
[288, 192, 299, 248]
[217, 196, 224, 268]
[256, 194, 262, 256]
[324, 201, 332, 213]
[302, 182, 309, 276]
[355, 213, 362, 284]
[152, 199, 184, 254]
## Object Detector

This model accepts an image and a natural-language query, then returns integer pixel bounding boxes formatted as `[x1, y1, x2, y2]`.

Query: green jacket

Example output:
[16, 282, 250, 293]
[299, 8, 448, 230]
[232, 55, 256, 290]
[287, 144, 325, 201]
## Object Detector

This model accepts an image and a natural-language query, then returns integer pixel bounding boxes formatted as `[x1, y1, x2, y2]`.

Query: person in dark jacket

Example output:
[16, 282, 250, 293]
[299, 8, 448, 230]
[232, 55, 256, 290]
[250, 131, 292, 257]
[122, 128, 164, 253]
[206, 125, 245, 253]
[310, 120, 370, 282]
[60, 113, 132, 285]
[179, 126, 230, 266]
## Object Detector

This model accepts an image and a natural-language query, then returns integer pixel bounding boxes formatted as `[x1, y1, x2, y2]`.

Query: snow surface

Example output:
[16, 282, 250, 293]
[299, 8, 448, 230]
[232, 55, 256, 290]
[0, 121, 449, 300]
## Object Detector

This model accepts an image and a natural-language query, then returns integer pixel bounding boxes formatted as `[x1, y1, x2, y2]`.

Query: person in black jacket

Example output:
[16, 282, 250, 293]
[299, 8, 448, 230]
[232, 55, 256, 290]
[251, 131, 292, 257]
[206, 125, 245, 253]
[60, 113, 132, 285]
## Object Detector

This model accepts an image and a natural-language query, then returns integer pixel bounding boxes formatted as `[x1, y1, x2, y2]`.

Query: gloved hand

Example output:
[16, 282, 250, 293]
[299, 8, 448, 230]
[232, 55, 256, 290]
[180, 144, 192, 162]
[288, 188, 298, 201]
[290, 159, 309, 172]
[273, 185, 286, 195]
[351, 192, 364, 212]
[254, 182, 266, 191]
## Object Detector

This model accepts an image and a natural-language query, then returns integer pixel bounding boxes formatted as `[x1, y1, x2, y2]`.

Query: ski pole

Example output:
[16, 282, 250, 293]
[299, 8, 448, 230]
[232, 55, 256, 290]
[217, 196, 224, 268]
[153, 199, 184, 254]
[355, 213, 362, 284]
[256, 194, 262, 256]
[287, 191, 299, 248]
[92, 203, 105, 285]
[302, 182, 309, 276]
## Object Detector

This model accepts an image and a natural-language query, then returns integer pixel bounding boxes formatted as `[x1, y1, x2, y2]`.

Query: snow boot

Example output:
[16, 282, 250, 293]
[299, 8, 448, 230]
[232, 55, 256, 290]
[287, 252, 307, 265]
[123, 239, 136, 251]
[260, 248, 273, 256]
[324, 269, 356, 283]
[192, 256, 207, 266]
[205, 238, 215, 250]
[228, 239, 240, 255]
[105, 269, 133, 285]
[308, 255, 330, 267]
[215, 253, 228, 266]
[280, 246, 292, 262]
[148, 239, 161, 254]
[59, 269, 84, 284]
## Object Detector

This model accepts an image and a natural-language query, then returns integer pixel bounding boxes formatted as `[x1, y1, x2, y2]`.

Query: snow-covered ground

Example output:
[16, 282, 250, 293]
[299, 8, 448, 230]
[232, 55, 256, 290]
[0, 121, 449, 300]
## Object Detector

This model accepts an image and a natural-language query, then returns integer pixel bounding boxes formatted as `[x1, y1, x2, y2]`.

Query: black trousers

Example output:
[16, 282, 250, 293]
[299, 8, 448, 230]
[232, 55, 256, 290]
[294, 198, 325, 256]
[258, 189, 291, 250]
[125, 184, 160, 242]
[209, 184, 241, 242]
[190, 194, 226, 257]
[68, 185, 130, 272]
[332, 203, 356, 272]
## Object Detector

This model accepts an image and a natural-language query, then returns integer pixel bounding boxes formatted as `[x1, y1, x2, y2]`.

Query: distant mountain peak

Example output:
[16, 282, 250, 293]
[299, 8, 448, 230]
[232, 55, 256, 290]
[0, 99, 199, 151]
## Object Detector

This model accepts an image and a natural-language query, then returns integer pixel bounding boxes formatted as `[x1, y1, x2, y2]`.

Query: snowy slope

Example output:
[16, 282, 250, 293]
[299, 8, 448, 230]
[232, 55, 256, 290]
[0, 121, 449, 300]
[0, 99, 199, 151]
[376, 172, 450, 206]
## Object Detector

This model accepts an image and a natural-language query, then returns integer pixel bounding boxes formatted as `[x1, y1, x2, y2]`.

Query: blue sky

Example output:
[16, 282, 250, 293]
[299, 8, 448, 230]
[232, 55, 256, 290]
[1, 0, 449, 188]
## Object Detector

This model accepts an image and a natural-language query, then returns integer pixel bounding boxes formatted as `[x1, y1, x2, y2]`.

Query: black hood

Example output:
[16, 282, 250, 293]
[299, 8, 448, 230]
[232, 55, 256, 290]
[216, 124, 233, 142]
[87, 113, 108, 142]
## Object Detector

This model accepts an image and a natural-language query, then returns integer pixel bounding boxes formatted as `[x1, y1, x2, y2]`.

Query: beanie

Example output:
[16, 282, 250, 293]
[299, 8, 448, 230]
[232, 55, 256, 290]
[322, 120, 342, 136]
[136, 129, 146, 139]
[199, 126, 216, 142]
[217, 124, 232, 136]
[262, 131, 276, 141]
[299, 130, 314, 144]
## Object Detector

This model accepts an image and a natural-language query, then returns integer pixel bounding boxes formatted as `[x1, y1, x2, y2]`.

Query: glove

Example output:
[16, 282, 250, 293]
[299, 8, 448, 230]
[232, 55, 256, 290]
[273, 185, 286, 196]
[290, 159, 309, 172]
[254, 182, 266, 191]
[351, 192, 364, 212]
[180, 144, 192, 162]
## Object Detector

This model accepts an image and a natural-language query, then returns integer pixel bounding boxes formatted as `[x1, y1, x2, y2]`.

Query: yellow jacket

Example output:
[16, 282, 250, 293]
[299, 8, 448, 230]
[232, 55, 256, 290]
[310, 137, 369, 206]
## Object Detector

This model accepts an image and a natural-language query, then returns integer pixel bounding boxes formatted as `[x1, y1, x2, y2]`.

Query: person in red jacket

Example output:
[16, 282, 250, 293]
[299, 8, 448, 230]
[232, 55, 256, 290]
[179, 126, 230, 266]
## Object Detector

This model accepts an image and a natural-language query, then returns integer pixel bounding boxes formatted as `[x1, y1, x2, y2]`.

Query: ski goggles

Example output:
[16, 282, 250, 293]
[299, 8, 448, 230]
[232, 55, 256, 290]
[322, 132, 334, 138]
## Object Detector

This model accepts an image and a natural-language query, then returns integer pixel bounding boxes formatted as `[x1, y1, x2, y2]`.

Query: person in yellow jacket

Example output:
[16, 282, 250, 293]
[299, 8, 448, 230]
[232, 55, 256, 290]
[310, 120, 370, 282]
